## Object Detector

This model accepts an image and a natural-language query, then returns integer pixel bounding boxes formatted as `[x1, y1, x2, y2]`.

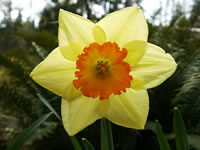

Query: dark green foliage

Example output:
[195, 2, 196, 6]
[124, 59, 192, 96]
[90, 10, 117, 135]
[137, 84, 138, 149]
[156, 108, 190, 150]
[155, 120, 171, 150]
[70, 136, 83, 150]
[173, 108, 190, 150]
[82, 138, 95, 150]
[8, 112, 53, 150]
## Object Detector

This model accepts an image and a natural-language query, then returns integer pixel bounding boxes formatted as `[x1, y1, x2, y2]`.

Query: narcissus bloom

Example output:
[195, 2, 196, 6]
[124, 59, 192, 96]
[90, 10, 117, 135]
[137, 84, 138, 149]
[30, 6, 177, 136]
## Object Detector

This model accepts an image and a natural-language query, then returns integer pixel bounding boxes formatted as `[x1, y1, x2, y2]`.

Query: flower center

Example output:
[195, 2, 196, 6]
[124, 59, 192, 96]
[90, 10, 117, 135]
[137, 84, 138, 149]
[96, 60, 109, 77]
[73, 42, 133, 100]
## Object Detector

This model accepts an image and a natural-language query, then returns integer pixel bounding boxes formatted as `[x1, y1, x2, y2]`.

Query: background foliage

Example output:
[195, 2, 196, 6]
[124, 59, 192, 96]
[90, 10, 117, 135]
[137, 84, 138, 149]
[0, 0, 200, 150]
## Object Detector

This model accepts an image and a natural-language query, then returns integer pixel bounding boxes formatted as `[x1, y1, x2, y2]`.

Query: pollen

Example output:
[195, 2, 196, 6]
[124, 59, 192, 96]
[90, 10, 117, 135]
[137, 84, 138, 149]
[96, 60, 109, 77]
[73, 42, 133, 100]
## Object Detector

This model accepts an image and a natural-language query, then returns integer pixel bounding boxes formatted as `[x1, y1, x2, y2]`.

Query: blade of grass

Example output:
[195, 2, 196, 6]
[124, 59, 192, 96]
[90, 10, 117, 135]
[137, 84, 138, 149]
[100, 118, 114, 150]
[82, 138, 95, 150]
[70, 136, 83, 150]
[37, 93, 61, 121]
[8, 112, 53, 150]
[155, 120, 172, 150]
[173, 107, 190, 150]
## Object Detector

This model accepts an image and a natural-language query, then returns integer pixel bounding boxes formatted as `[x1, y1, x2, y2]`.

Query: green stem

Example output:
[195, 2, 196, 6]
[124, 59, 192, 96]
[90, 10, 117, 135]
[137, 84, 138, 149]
[100, 118, 114, 150]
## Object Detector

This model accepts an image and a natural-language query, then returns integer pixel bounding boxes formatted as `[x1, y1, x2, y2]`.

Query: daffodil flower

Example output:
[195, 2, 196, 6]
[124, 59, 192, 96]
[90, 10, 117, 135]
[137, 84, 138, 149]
[30, 6, 177, 136]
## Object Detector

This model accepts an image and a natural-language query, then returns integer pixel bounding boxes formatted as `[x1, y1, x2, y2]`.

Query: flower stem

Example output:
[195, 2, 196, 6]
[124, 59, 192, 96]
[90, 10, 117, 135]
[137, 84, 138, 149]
[100, 118, 114, 150]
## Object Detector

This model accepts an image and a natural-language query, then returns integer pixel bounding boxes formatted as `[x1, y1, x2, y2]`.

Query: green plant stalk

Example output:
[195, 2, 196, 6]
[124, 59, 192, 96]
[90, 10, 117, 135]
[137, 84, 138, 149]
[100, 118, 114, 150]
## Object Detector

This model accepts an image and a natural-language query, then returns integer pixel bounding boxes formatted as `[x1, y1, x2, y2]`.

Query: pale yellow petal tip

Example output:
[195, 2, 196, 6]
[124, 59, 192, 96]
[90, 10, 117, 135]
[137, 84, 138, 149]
[66, 129, 77, 136]
[58, 9, 68, 20]
[30, 71, 33, 78]
[29, 66, 38, 79]
[59, 9, 65, 13]
[59, 9, 73, 17]
[123, 6, 144, 16]
[62, 122, 79, 136]
[59, 9, 70, 16]
[122, 6, 141, 11]
[59, 8, 92, 23]
[167, 53, 178, 75]
[29, 61, 43, 80]
[118, 6, 142, 17]
[62, 120, 95, 136]
[58, 9, 67, 20]
[30, 72, 36, 83]
[133, 6, 141, 11]
[62, 114, 102, 135]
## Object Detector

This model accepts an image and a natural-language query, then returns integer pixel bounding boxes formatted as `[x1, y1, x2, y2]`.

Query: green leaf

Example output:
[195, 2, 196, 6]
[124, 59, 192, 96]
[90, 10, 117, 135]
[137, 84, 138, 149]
[155, 120, 172, 150]
[70, 136, 83, 150]
[100, 118, 114, 150]
[82, 138, 95, 150]
[8, 112, 53, 150]
[37, 93, 61, 121]
[173, 107, 190, 150]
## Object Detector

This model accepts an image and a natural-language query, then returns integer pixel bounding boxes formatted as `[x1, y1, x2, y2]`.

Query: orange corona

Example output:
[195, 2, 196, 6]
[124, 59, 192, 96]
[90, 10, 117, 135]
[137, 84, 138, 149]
[73, 42, 133, 100]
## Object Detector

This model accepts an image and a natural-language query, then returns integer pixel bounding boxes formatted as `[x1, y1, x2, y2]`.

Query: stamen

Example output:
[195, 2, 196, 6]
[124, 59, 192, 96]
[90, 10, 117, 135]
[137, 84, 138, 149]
[96, 61, 109, 76]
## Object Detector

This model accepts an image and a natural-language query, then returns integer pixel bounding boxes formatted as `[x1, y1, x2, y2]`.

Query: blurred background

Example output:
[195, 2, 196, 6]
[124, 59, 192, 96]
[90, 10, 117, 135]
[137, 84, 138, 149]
[0, 0, 200, 150]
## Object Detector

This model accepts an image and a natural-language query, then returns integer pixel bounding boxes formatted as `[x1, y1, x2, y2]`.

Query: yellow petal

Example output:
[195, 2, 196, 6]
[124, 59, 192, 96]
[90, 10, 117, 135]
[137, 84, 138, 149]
[131, 76, 146, 90]
[131, 43, 177, 89]
[61, 96, 109, 136]
[124, 40, 146, 67]
[97, 6, 148, 47]
[63, 82, 82, 101]
[58, 9, 95, 51]
[105, 88, 149, 129]
[30, 47, 80, 100]
[60, 41, 84, 61]
[93, 25, 106, 44]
